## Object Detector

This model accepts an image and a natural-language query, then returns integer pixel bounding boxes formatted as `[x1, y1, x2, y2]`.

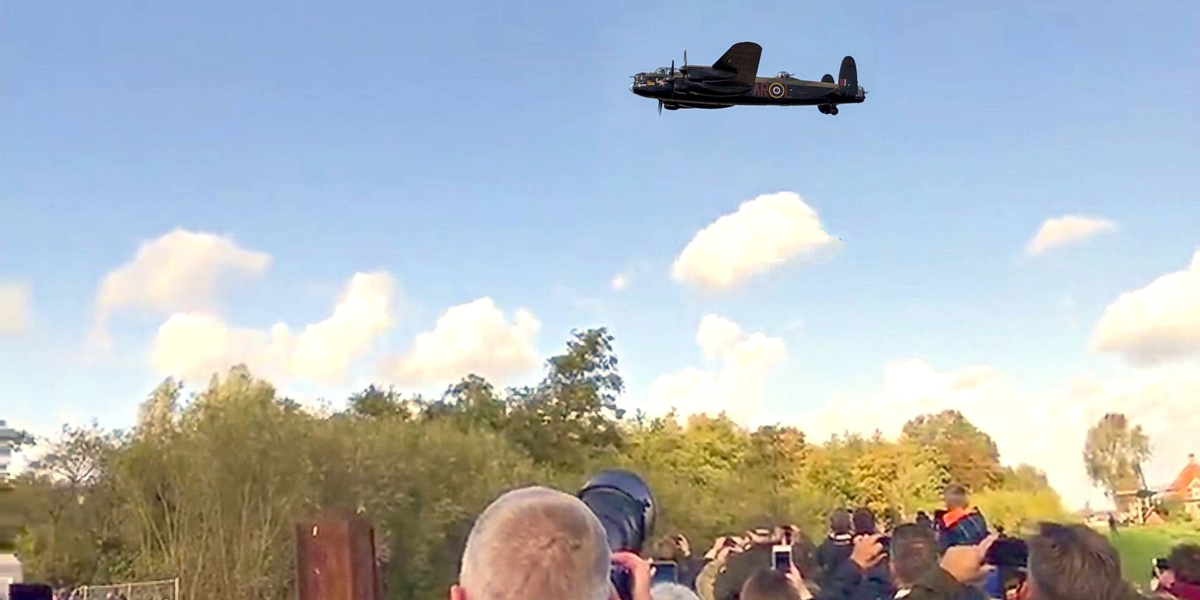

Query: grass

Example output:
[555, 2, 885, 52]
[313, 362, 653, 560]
[1107, 523, 1200, 590]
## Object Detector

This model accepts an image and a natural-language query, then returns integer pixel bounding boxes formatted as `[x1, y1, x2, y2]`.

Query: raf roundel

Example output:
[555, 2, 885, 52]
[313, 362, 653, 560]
[767, 82, 786, 99]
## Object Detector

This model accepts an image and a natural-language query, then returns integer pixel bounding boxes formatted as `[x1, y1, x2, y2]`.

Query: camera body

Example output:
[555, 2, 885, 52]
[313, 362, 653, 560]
[652, 560, 678, 585]
[578, 470, 657, 600]
[985, 537, 1029, 568]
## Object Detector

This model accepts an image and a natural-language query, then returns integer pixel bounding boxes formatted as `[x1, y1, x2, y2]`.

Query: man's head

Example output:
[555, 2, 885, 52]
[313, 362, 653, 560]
[944, 484, 968, 510]
[1027, 522, 1126, 600]
[650, 536, 680, 561]
[890, 524, 939, 588]
[740, 569, 802, 600]
[746, 516, 779, 546]
[452, 486, 612, 600]
[851, 507, 876, 535]
[829, 510, 852, 536]
[1168, 543, 1200, 585]
[650, 582, 701, 600]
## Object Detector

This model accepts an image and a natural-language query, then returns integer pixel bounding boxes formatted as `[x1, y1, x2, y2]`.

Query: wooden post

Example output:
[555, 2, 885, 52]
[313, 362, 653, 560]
[295, 514, 378, 600]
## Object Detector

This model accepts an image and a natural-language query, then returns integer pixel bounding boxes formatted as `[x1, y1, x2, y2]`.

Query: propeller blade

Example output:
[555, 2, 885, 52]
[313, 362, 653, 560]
[683, 49, 687, 66]
[670, 59, 675, 77]
[658, 100, 663, 115]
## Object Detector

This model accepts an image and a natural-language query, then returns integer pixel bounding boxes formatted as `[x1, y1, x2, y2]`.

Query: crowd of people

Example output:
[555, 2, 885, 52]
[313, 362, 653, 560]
[447, 481, 1200, 600]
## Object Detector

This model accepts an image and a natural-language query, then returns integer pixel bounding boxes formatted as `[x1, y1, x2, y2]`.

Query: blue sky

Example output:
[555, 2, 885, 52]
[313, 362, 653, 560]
[2, 0, 1198, 506]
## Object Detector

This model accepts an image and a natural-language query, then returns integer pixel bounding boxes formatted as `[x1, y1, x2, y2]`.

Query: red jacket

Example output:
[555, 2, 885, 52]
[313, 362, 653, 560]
[1167, 581, 1200, 600]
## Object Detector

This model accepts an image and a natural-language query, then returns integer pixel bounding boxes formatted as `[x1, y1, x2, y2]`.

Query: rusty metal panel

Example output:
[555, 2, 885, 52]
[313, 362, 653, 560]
[296, 515, 378, 600]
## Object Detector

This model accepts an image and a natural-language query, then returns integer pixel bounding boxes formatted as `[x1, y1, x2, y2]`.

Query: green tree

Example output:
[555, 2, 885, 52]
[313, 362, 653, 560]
[1083, 413, 1152, 497]
[347, 384, 413, 420]
[506, 328, 625, 467]
[902, 410, 1003, 491]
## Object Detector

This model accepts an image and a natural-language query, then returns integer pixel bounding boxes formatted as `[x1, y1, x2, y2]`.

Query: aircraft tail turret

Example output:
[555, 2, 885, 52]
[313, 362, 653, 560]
[821, 74, 834, 84]
[837, 56, 857, 92]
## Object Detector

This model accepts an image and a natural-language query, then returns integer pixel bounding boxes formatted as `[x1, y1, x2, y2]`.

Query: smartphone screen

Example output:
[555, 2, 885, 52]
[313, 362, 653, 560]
[772, 545, 792, 572]
[652, 561, 678, 585]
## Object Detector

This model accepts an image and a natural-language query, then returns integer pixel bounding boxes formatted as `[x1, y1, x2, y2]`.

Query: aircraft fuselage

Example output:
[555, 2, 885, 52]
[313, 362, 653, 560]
[631, 75, 865, 109]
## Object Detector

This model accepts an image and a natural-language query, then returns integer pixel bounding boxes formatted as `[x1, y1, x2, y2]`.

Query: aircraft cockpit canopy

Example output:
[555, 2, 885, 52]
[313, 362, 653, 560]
[775, 71, 794, 79]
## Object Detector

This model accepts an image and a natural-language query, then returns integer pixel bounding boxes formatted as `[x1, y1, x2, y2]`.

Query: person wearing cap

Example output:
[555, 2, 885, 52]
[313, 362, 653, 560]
[712, 517, 787, 600]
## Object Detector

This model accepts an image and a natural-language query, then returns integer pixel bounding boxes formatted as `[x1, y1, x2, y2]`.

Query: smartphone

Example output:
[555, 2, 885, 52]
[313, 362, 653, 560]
[985, 538, 1029, 568]
[878, 535, 891, 555]
[652, 560, 678, 585]
[772, 544, 793, 572]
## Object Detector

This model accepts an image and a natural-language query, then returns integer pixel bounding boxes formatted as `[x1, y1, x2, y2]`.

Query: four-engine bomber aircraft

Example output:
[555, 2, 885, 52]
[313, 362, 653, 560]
[631, 42, 866, 115]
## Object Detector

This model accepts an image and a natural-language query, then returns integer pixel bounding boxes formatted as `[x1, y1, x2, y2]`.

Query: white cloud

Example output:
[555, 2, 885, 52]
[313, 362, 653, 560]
[647, 315, 786, 427]
[611, 274, 630, 291]
[150, 272, 395, 385]
[0, 281, 31, 337]
[672, 192, 842, 290]
[387, 298, 541, 385]
[1025, 215, 1117, 256]
[1092, 249, 1200, 366]
[94, 229, 270, 341]
[798, 358, 1200, 509]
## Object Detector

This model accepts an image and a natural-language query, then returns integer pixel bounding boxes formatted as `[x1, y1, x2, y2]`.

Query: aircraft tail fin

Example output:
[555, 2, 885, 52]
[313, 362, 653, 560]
[713, 41, 762, 86]
[837, 56, 858, 91]
[821, 74, 834, 84]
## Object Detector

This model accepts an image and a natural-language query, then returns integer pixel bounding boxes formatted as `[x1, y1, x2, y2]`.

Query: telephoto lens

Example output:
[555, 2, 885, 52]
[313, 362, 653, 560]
[578, 470, 657, 600]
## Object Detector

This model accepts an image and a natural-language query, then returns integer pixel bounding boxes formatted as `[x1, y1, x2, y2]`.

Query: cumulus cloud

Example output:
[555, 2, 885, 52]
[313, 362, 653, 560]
[386, 298, 541, 385]
[150, 272, 395, 384]
[798, 358, 1200, 509]
[94, 229, 270, 341]
[1025, 215, 1117, 256]
[1092, 249, 1200, 366]
[647, 315, 786, 427]
[672, 192, 842, 290]
[0, 281, 32, 337]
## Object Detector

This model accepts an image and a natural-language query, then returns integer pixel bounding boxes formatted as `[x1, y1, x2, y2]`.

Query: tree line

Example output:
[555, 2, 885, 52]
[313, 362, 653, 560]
[3, 328, 1068, 600]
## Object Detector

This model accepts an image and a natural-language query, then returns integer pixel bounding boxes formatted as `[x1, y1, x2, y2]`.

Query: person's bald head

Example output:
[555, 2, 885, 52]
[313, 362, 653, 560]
[453, 486, 612, 600]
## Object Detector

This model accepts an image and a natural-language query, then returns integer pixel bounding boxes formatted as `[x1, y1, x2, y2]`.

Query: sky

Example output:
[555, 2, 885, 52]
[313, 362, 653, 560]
[2, 0, 1198, 509]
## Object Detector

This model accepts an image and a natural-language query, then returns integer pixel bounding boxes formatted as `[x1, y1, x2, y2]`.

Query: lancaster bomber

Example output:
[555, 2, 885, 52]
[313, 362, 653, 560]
[630, 42, 866, 115]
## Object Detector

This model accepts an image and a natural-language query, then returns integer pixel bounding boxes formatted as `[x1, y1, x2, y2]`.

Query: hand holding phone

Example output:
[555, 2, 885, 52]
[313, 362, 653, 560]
[651, 560, 678, 585]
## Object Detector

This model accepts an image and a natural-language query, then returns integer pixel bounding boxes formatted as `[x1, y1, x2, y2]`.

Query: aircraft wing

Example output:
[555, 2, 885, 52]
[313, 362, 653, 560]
[712, 42, 762, 86]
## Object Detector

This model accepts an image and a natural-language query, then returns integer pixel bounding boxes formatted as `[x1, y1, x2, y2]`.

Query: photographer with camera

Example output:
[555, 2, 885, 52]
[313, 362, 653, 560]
[650, 534, 704, 590]
[903, 523, 1132, 600]
[1153, 544, 1200, 600]
[817, 510, 856, 585]
[713, 518, 802, 600]
[848, 508, 894, 600]
[451, 486, 646, 600]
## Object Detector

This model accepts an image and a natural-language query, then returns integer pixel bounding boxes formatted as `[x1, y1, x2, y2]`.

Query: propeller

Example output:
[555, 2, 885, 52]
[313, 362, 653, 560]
[683, 48, 688, 67]
[658, 100, 663, 115]
[670, 59, 675, 78]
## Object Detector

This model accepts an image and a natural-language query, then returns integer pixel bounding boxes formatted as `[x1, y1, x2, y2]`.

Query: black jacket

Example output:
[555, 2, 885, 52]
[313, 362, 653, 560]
[904, 568, 970, 600]
[816, 558, 895, 600]
[713, 545, 772, 600]
[816, 534, 855, 583]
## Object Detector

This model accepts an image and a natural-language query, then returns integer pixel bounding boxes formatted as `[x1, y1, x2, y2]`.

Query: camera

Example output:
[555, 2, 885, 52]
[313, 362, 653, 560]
[578, 470, 657, 600]
[985, 537, 1029, 568]
[652, 560, 678, 585]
